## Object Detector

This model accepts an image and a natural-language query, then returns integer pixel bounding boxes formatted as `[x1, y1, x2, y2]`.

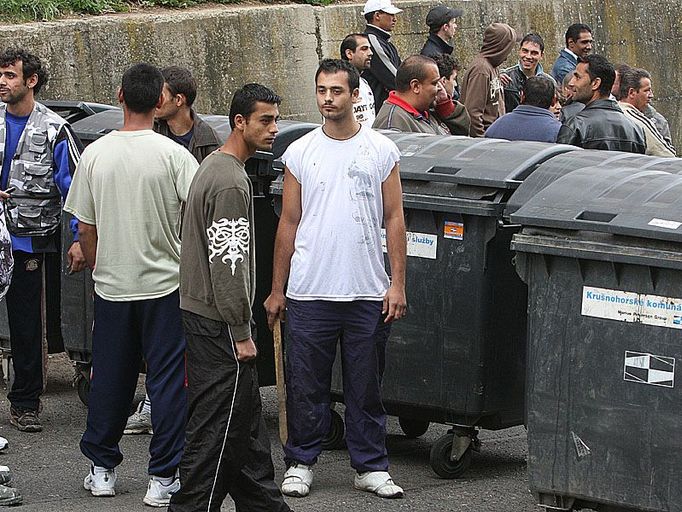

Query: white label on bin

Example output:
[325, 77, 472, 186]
[581, 286, 682, 331]
[624, 351, 675, 388]
[381, 229, 437, 259]
[648, 218, 682, 230]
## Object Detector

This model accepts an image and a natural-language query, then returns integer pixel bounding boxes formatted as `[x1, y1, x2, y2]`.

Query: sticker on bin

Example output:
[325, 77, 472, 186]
[571, 431, 591, 459]
[581, 286, 682, 331]
[648, 218, 682, 230]
[443, 221, 464, 240]
[623, 351, 675, 388]
[381, 229, 437, 259]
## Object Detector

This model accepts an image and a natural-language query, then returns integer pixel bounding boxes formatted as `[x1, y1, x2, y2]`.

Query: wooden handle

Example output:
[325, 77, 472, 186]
[273, 318, 288, 445]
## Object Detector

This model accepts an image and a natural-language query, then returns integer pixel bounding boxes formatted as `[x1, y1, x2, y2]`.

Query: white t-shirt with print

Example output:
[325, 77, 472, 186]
[355, 77, 376, 126]
[282, 125, 400, 301]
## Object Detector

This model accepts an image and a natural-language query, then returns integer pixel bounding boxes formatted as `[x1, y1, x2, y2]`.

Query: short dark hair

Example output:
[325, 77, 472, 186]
[580, 54, 615, 96]
[315, 59, 360, 93]
[340, 33, 368, 61]
[432, 53, 459, 79]
[620, 68, 651, 99]
[0, 48, 48, 95]
[228, 83, 281, 129]
[522, 75, 556, 109]
[364, 12, 377, 24]
[160, 66, 197, 107]
[565, 23, 592, 46]
[121, 63, 164, 114]
[395, 55, 437, 92]
[521, 33, 545, 53]
[613, 63, 633, 100]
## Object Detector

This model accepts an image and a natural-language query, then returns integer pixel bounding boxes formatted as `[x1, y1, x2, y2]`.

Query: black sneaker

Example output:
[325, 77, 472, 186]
[9, 406, 42, 433]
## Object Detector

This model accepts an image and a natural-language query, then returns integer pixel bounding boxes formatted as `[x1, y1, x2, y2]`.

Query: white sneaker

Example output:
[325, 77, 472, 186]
[124, 402, 153, 435]
[0, 437, 8, 452]
[354, 471, 404, 499]
[83, 465, 116, 497]
[281, 463, 313, 497]
[143, 475, 180, 507]
[0, 466, 11, 485]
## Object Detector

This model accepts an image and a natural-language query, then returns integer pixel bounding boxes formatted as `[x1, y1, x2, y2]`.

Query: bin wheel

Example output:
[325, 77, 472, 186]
[398, 417, 430, 438]
[76, 373, 90, 406]
[321, 409, 345, 450]
[429, 433, 473, 479]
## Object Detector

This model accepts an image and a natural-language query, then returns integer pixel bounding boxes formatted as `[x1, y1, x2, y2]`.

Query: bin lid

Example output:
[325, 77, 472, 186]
[71, 108, 235, 145]
[504, 150, 668, 218]
[42, 100, 118, 124]
[510, 165, 682, 242]
[381, 133, 577, 189]
[71, 111, 316, 160]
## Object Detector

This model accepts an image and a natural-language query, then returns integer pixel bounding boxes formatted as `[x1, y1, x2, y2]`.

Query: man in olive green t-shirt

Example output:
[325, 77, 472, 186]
[64, 63, 198, 507]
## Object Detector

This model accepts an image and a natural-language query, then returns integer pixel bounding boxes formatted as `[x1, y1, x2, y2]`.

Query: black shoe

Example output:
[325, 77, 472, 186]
[9, 406, 42, 433]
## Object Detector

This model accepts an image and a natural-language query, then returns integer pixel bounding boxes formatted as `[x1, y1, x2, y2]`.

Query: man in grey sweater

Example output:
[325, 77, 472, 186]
[170, 84, 291, 512]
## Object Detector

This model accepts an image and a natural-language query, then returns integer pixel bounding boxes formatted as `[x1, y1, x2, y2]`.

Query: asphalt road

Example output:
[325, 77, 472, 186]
[0, 353, 540, 511]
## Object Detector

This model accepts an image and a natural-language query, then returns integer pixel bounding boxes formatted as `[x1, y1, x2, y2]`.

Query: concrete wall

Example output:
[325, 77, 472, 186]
[1, 1, 680, 145]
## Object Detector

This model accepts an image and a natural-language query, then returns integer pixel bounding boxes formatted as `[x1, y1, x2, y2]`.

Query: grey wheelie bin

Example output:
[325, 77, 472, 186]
[511, 165, 682, 512]
[63, 109, 317, 403]
[271, 132, 577, 477]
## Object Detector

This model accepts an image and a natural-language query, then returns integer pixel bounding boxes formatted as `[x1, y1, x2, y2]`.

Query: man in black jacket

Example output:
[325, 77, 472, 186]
[363, 0, 402, 113]
[557, 54, 645, 153]
[420, 5, 463, 59]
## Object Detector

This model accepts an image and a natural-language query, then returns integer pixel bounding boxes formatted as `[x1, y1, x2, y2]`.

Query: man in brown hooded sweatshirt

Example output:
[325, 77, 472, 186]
[460, 23, 517, 137]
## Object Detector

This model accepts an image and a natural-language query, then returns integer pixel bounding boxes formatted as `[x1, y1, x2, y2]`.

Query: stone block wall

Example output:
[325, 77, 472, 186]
[1, 1, 680, 145]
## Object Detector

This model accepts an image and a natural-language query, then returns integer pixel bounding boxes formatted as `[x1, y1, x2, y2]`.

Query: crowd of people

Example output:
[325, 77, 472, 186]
[358, 1, 674, 157]
[0, 0, 676, 509]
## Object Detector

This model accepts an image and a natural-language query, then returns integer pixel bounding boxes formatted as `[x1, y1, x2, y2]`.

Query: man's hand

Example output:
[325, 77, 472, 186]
[264, 292, 286, 330]
[382, 283, 407, 323]
[234, 337, 258, 362]
[435, 85, 450, 105]
[67, 242, 87, 273]
[499, 72, 512, 86]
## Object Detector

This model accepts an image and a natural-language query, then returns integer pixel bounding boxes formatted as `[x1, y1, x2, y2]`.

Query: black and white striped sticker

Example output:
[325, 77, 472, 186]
[624, 351, 675, 388]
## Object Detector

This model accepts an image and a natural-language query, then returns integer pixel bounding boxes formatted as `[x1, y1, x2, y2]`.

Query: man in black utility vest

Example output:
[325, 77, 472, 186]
[0, 48, 83, 433]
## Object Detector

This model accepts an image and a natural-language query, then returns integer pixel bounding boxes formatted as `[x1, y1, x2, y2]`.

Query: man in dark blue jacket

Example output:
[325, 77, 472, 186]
[551, 23, 593, 84]
[363, 0, 402, 113]
[485, 75, 561, 143]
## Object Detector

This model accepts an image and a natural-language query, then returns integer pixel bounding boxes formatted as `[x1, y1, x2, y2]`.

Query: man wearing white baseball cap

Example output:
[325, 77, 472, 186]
[362, 0, 403, 114]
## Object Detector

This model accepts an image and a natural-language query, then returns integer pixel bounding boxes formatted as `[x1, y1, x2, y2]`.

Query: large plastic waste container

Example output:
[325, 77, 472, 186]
[66, 109, 316, 402]
[511, 165, 682, 512]
[271, 132, 577, 477]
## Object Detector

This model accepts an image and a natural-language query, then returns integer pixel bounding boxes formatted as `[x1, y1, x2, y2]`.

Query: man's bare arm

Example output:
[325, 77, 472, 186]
[263, 167, 302, 329]
[382, 163, 407, 323]
[78, 221, 98, 270]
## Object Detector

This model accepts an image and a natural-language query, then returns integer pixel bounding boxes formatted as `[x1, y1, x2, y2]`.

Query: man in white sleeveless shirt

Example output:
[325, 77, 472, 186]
[265, 59, 407, 499]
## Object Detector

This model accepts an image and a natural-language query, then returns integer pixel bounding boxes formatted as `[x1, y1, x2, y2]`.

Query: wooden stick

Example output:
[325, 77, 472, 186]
[273, 318, 288, 445]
